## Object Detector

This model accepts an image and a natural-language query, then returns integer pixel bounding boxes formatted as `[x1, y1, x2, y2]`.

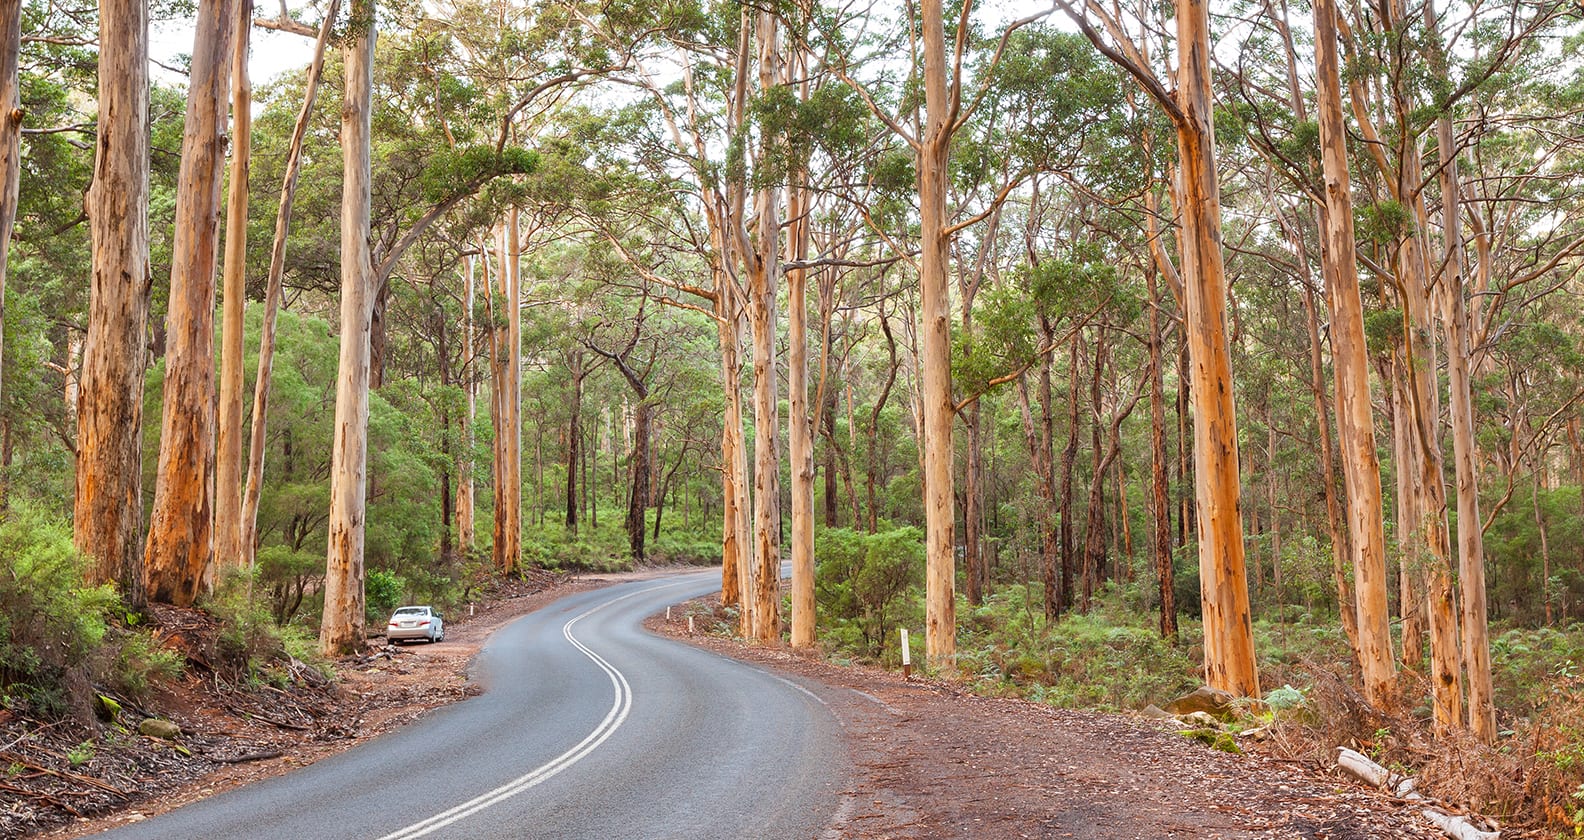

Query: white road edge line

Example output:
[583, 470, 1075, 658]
[376, 580, 689, 840]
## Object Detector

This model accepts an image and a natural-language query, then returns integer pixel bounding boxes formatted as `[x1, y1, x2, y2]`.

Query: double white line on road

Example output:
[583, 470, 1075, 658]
[376, 581, 687, 840]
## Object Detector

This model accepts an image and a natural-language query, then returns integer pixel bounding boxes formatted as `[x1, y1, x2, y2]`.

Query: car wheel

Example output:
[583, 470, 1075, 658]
[436, 630, 444, 643]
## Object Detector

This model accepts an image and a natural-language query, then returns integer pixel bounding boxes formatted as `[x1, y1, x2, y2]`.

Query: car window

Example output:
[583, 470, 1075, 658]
[393, 607, 427, 616]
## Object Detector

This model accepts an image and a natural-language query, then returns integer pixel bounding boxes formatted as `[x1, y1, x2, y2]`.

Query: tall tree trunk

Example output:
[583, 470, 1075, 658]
[215, 0, 252, 570]
[743, 8, 784, 645]
[78, 0, 152, 609]
[1081, 329, 1109, 613]
[1056, 333, 1082, 615]
[1015, 364, 1058, 621]
[1175, 0, 1259, 695]
[320, 3, 375, 655]
[456, 255, 476, 554]
[1315, 0, 1394, 706]
[626, 399, 650, 559]
[566, 352, 583, 534]
[1390, 354, 1424, 671]
[242, 0, 340, 567]
[918, 0, 957, 668]
[788, 180, 816, 649]
[1147, 266, 1176, 639]
[0, 1, 19, 421]
[718, 294, 750, 612]
[1301, 285, 1359, 654]
[1434, 99, 1495, 743]
[824, 385, 839, 527]
[866, 310, 898, 534]
[493, 214, 523, 573]
[144, 0, 236, 606]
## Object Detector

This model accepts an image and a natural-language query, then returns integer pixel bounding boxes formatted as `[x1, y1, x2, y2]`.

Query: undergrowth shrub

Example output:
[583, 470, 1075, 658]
[815, 527, 923, 662]
[0, 505, 117, 717]
[957, 586, 1198, 710]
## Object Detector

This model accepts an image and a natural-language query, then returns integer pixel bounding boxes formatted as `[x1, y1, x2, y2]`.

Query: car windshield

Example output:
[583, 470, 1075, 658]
[393, 607, 427, 616]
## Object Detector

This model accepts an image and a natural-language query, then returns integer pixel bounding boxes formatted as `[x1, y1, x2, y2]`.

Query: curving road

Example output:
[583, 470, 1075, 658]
[96, 570, 847, 840]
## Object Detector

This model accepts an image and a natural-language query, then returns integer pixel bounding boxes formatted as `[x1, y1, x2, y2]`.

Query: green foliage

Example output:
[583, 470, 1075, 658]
[815, 527, 925, 661]
[1357, 200, 1412, 245]
[66, 740, 94, 767]
[956, 584, 1198, 711]
[107, 631, 184, 701]
[0, 505, 117, 717]
[365, 569, 407, 622]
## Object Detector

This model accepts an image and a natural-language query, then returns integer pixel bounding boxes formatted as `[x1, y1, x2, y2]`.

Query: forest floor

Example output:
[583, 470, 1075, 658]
[8, 568, 1460, 839]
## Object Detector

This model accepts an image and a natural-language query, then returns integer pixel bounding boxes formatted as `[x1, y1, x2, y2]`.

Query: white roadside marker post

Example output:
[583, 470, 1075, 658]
[901, 628, 911, 680]
[688, 615, 696, 634]
[666, 606, 672, 621]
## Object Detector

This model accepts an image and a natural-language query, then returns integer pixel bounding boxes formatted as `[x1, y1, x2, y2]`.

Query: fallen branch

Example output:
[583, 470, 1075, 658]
[1335, 747, 1498, 840]
[0, 751, 128, 796]
[203, 749, 283, 764]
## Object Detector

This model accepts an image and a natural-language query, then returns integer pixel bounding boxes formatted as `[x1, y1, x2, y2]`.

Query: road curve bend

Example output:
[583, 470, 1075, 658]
[96, 570, 847, 840]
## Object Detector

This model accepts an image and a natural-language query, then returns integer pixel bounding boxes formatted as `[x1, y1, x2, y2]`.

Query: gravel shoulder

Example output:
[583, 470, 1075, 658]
[650, 597, 1445, 840]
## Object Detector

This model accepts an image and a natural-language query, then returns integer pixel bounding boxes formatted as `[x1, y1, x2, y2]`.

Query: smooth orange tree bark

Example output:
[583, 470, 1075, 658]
[215, 0, 253, 570]
[1314, 0, 1394, 706]
[492, 213, 523, 574]
[1059, 0, 1258, 699]
[144, 0, 236, 606]
[1172, 0, 1259, 696]
[321, 1, 375, 655]
[242, 0, 340, 568]
[78, 0, 152, 608]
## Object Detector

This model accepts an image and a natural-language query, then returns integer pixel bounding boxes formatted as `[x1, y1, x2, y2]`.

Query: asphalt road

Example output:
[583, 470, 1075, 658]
[95, 569, 848, 840]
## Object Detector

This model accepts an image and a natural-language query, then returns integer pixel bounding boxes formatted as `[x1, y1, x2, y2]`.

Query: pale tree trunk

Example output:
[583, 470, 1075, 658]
[566, 351, 583, 534]
[1056, 334, 1082, 615]
[1391, 355, 1425, 672]
[1175, 0, 1258, 696]
[456, 255, 476, 553]
[744, 8, 783, 645]
[78, 0, 152, 608]
[1301, 285, 1359, 653]
[0, 1, 19, 417]
[215, 0, 252, 570]
[787, 174, 816, 649]
[242, 0, 340, 567]
[144, 0, 236, 606]
[1399, 212, 1463, 731]
[918, 0, 957, 668]
[1434, 102, 1495, 743]
[320, 4, 374, 655]
[1147, 266, 1176, 639]
[493, 214, 523, 573]
[717, 291, 750, 613]
[1315, 0, 1394, 706]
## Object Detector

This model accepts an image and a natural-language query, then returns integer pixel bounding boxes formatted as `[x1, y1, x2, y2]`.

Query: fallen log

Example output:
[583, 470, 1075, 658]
[1335, 747, 1498, 840]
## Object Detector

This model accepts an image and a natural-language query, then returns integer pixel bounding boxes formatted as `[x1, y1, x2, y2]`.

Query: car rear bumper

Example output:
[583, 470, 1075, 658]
[387, 627, 433, 641]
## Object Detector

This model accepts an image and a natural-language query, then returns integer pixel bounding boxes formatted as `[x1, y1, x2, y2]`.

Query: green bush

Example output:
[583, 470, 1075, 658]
[0, 505, 118, 717]
[106, 629, 184, 700]
[364, 568, 406, 622]
[815, 526, 924, 662]
[958, 585, 1199, 711]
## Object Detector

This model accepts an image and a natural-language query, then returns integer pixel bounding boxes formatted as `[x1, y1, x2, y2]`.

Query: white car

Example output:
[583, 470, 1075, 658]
[386, 605, 445, 644]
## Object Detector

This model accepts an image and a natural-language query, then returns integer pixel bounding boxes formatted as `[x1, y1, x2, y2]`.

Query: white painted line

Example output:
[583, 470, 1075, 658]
[376, 581, 688, 840]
